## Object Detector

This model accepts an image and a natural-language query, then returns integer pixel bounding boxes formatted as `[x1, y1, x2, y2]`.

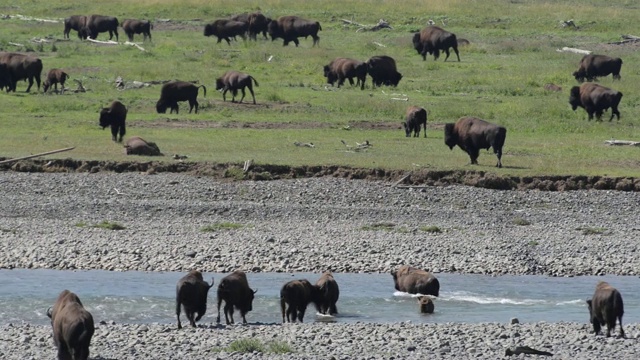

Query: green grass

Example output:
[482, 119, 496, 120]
[577, 226, 608, 235]
[0, 228, 18, 234]
[419, 225, 442, 233]
[201, 222, 243, 232]
[361, 222, 396, 231]
[91, 221, 126, 230]
[1, 1, 640, 177]
[512, 217, 532, 226]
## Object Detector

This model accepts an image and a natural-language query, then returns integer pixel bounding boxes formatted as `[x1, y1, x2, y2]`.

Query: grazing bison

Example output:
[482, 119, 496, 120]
[444, 116, 507, 168]
[268, 16, 322, 47]
[156, 81, 206, 114]
[569, 82, 622, 122]
[280, 279, 319, 323]
[215, 71, 259, 104]
[43, 68, 69, 94]
[323, 57, 367, 90]
[82, 15, 119, 41]
[587, 281, 625, 338]
[99, 100, 127, 142]
[176, 270, 214, 329]
[122, 19, 152, 42]
[124, 136, 162, 156]
[412, 26, 460, 62]
[573, 54, 622, 82]
[63, 15, 87, 39]
[391, 265, 440, 297]
[216, 270, 257, 325]
[46, 290, 94, 360]
[418, 296, 434, 314]
[204, 19, 249, 45]
[404, 106, 427, 138]
[314, 271, 339, 315]
[366, 55, 402, 88]
[0, 52, 42, 92]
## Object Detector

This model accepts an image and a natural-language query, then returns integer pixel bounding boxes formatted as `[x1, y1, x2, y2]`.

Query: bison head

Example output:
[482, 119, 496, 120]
[573, 70, 586, 83]
[267, 20, 281, 40]
[156, 100, 168, 114]
[403, 122, 412, 137]
[99, 108, 112, 129]
[203, 24, 215, 37]
[215, 78, 225, 91]
[412, 33, 422, 53]
[444, 123, 458, 149]
[568, 86, 581, 111]
[418, 296, 434, 314]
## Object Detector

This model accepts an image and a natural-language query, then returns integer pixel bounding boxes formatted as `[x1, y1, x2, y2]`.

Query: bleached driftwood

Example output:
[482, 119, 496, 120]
[340, 140, 370, 152]
[8, 42, 24, 47]
[71, 79, 86, 93]
[556, 47, 591, 55]
[124, 41, 146, 52]
[0, 147, 75, 165]
[85, 38, 146, 51]
[372, 42, 386, 48]
[243, 159, 253, 172]
[115, 76, 154, 90]
[561, 19, 577, 28]
[391, 172, 412, 187]
[343, 18, 393, 32]
[294, 141, 315, 148]
[608, 34, 640, 45]
[2, 14, 60, 23]
[604, 140, 640, 146]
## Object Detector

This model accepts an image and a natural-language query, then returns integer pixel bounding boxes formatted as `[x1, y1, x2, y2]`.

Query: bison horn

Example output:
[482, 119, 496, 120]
[253, 289, 258, 294]
[46, 307, 53, 319]
[209, 278, 215, 288]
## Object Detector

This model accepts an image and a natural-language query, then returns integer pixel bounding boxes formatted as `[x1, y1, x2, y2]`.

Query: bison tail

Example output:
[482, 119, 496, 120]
[317, 22, 322, 31]
[495, 127, 507, 150]
[250, 76, 259, 87]
[198, 85, 207, 97]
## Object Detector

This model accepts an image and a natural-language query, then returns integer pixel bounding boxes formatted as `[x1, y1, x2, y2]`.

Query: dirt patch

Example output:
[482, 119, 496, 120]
[152, 20, 203, 32]
[1, 158, 638, 192]
[129, 118, 403, 130]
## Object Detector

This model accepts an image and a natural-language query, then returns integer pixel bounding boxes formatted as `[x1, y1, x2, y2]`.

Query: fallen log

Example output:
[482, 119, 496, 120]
[604, 140, 640, 146]
[0, 147, 75, 165]
[556, 47, 591, 54]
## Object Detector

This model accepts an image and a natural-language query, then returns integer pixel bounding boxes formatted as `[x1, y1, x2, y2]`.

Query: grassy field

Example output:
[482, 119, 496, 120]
[0, 0, 639, 177]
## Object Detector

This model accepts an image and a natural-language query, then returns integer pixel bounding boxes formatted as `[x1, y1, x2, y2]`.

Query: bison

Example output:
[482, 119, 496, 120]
[314, 271, 339, 316]
[573, 54, 622, 82]
[280, 279, 319, 323]
[156, 81, 206, 114]
[81, 15, 119, 41]
[366, 55, 402, 88]
[232, 12, 271, 40]
[391, 265, 440, 297]
[323, 57, 367, 90]
[124, 136, 162, 156]
[99, 100, 127, 142]
[63, 15, 87, 39]
[0, 52, 43, 93]
[43, 68, 69, 94]
[216, 270, 257, 325]
[569, 82, 622, 122]
[46, 290, 94, 360]
[215, 71, 259, 104]
[176, 270, 214, 329]
[122, 19, 152, 42]
[413, 26, 460, 62]
[0, 63, 13, 91]
[404, 106, 427, 138]
[418, 296, 434, 314]
[268, 16, 322, 47]
[204, 19, 249, 45]
[587, 281, 625, 338]
[444, 116, 507, 168]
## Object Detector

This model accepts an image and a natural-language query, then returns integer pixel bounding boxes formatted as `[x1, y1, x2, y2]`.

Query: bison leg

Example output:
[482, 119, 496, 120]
[25, 77, 34, 93]
[224, 303, 234, 324]
[467, 147, 480, 165]
[610, 107, 620, 122]
[249, 86, 256, 105]
[293, 38, 300, 47]
[239, 88, 246, 103]
[453, 47, 460, 62]
[444, 48, 451, 61]
[118, 124, 126, 143]
[296, 304, 307, 323]
[618, 317, 625, 338]
[58, 346, 72, 360]
[176, 302, 183, 329]
[280, 298, 286, 323]
[188, 99, 199, 114]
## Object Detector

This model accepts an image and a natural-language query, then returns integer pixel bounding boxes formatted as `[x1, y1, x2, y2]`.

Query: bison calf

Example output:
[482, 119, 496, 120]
[124, 136, 162, 156]
[122, 19, 153, 42]
[280, 279, 319, 323]
[314, 271, 339, 316]
[391, 265, 440, 297]
[99, 100, 127, 142]
[569, 82, 622, 122]
[215, 71, 259, 104]
[418, 296, 434, 314]
[47, 290, 94, 360]
[156, 81, 207, 114]
[323, 58, 367, 90]
[216, 270, 257, 325]
[404, 106, 427, 138]
[176, 270, 214, 329]
[43, 69, 69, 94]
[573, 54, 622, 83]
[444, 116, 507, 168]
[587, 281, 625, 338]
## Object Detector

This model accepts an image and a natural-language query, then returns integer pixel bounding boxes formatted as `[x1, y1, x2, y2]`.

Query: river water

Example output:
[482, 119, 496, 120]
[1, 270, 638, 326]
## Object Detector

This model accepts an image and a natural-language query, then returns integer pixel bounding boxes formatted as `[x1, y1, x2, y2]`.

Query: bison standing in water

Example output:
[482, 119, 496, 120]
[391, 265, 440, 297]
[314, 271, 339, 315]
[569, 82, 622, 122]
[43, 68, 69, 94]
[418, 296, 434, 314]
[47, 290, 94, 360]
[587, 281, 625, 338]
[404, 106, 427, 138]
[280, 279, 319, 323]
[63, 15, 87, 39]
[122, 19, 153, 42]
[176, 270, 214, 329]
[366, 55, 402, 88]
[573, 54, 622, 82]
[156, 81, 207, 114]
[216, 270, 257, 325]
[268, 16, 322, 47]
[323, 58, 367, 90]
[215, 71, 259, 104]
[444, 117, 507, 168]
[99, 100, 127, 142]
[413, 26, 460, 62]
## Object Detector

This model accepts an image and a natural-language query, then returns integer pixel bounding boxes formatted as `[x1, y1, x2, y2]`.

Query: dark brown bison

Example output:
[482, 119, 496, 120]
[366, 55, 402, 88]
[573, 54, 622, 82]
[587, 281, 625, 338]
[46, 290, 94, 360]
[156, 81, 207, 114]
[323, 58, 367, 90]
[215, 71, 259, 104]
[314, 271, 339, 315]
[43, 68, 69, 94]
[413, 26, 460, 62]
[444, 116, 507, 168]
[232, 12, 271, 40]
[0, 52, 42, 93]
[0, 63, 13, 91]
[280, 279, 319, 323]
[418, 296, 434, 314]
[404, 106, 427, 138]
[569, 82, 622, 122]
[99, 100, 127, 142]
[216, 270, 257, 325]
[63, 15, 87, 39]
[176, 270, 214, 329]
[391, 265, 440, 297]
[81, 15, 119, 41]
[124, 136, 162, 156]
[204, 19, 249, 45]
[268, 16, 322, 47]
[122, 19, 152, 42]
